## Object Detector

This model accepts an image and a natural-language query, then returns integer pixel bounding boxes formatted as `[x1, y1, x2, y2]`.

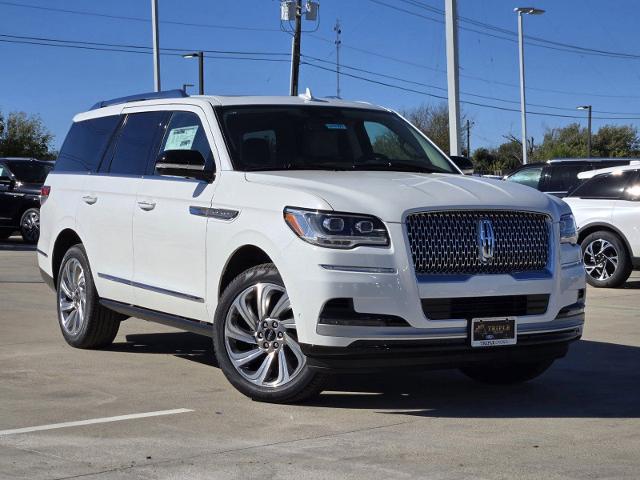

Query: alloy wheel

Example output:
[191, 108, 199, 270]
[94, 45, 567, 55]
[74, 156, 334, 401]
[58, 257, 87, 335]
[21, 210, 39, 242]
[223, 283, 305, 388]
[584, 238, 618, 282]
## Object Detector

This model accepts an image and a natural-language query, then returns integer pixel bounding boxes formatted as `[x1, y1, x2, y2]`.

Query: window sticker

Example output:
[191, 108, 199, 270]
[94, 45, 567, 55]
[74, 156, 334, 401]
[325, 123, 347, 130]
[164, 125, 199, 150]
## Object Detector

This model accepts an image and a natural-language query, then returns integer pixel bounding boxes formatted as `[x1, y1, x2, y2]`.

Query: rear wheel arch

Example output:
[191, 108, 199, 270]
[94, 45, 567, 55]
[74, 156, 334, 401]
[52, 229, 83, 285]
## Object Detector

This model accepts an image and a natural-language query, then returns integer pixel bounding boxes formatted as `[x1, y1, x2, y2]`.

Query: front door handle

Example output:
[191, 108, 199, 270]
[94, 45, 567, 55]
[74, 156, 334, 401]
[82, 195, 97, 205]
[137, 200, 156, 211]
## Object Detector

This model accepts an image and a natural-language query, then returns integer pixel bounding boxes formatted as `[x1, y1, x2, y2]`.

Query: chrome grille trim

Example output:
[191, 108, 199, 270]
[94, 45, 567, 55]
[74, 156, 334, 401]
[406, 210, 550, 275]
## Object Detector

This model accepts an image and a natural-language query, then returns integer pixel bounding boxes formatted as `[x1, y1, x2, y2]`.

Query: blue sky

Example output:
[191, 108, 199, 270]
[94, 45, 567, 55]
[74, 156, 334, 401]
[1, 0, 639, 151]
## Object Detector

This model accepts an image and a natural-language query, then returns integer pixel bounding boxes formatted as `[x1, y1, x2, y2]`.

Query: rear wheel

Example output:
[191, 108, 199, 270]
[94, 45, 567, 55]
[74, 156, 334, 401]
[581, 230, 632, 288]
[213, 263, 325, 403]
[461, 360, 554, 385]
[56, 244, 123, 349]
[20, 208, 40, 244]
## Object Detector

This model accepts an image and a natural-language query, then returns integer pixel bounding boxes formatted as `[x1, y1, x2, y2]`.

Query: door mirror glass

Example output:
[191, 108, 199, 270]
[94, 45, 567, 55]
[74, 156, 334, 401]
[155, 149, 212, 181]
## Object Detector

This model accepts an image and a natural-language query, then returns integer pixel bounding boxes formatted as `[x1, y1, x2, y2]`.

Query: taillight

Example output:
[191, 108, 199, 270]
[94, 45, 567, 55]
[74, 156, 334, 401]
[40, 185, 51, 204]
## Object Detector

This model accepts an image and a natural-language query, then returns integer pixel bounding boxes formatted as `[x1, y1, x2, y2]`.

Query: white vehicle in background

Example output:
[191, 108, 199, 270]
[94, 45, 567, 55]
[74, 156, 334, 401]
[38, 90, 586, 403]
[563, 164, 640, 288]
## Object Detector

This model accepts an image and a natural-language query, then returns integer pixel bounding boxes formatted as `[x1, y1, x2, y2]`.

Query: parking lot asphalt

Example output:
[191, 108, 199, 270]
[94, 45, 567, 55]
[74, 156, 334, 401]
[0, 242, 639, 480]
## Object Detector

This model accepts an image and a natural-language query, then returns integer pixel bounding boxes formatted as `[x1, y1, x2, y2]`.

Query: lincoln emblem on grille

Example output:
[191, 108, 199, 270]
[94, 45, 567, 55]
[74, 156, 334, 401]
[477, 219, 495, 263]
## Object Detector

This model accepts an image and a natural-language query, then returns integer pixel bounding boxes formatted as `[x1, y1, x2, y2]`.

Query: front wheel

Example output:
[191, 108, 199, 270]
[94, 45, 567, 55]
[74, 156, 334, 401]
[581, 231, 632, 288]
[460, 359, 554, 385]
[20, 208, 40, 244]
[213, 263, 325, 403]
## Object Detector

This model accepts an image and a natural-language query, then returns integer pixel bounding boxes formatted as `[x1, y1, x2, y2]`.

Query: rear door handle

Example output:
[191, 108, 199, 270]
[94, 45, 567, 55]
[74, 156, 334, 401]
[137, 200, 156, 211]
[82, 195, 97, 205]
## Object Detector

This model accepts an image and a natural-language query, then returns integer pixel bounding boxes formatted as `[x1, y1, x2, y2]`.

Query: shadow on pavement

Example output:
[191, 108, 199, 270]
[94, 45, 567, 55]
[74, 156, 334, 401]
[0, 236, 36, 251]
[109, 332, 217, 367]
[108, 332, 639, 418]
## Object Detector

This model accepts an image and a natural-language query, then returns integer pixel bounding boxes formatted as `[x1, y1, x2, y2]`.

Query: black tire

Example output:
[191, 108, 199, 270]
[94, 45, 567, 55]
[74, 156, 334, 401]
[460, 359, 554, 385]
[213, 263, 326, 403]
[56, 244, 123, 349]
[20, 208, 40, 244]
[581, 230, 632, 288]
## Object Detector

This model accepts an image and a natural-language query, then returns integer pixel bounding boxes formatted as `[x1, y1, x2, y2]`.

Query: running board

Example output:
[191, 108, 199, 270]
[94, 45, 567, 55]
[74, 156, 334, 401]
[100, 299, 213, 337]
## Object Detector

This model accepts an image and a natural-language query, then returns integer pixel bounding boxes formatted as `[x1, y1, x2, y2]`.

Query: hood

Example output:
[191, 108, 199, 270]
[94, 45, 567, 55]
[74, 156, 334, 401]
[245, 171, 566, 222]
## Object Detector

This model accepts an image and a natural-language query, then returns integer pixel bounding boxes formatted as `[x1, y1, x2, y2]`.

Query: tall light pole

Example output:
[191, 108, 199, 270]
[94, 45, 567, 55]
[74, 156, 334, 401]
[281, 1, 319, 96]
[151, 0, 161, 92]
[445, 0, 461, 156]
[183, 52, 204, 95]
[577, 105, 592, 158]
[334, 18, 342, 98]
[514, 7, 544, 164]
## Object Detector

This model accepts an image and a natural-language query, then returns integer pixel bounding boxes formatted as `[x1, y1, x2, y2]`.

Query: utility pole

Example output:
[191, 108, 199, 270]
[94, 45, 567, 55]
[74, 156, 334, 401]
[151, 0, 161, 92]
[445, 0, 461, 156]
[514, 7, 544, 164]
[578, 105, 592, 157]
[289, 0, 303, 96]
[334, 19, 342, 98]
[466, 119, 471, 157]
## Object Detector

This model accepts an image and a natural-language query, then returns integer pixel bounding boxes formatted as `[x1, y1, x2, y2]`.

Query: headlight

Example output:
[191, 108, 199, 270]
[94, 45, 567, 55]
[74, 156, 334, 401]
[283, 207, 389, 249]
[559, 213, 578, 244]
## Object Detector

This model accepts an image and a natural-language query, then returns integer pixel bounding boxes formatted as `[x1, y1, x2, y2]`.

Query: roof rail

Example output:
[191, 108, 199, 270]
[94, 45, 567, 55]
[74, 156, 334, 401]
[90, 89, 189, 110]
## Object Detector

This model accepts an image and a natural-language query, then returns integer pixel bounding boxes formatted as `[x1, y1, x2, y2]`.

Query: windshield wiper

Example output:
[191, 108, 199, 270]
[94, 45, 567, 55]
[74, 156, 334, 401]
[352, 161, 449, 174]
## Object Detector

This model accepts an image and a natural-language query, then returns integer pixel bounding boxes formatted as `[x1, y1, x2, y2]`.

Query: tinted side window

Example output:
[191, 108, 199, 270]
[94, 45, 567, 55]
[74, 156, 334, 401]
[623, 171, 640, 201]
[568, 171, 634, 199]
[155, 111, 213, 173]
[507, 166, 543, 189]
[55, 116, 121, 173]
[543, 164, 591, 192]
[108, 112, 166, 175]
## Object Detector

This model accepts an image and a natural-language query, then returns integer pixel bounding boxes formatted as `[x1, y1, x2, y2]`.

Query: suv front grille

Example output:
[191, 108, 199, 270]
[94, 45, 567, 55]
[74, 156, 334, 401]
[406, 210, 550, 275]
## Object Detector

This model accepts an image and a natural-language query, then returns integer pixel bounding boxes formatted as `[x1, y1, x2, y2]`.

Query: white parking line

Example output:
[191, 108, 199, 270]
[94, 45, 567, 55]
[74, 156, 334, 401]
[0, 408, 194, 436]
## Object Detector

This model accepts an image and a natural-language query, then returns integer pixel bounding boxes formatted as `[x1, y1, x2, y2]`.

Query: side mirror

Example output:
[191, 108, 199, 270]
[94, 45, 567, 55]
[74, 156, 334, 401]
[155, 150, 213, 181]
[449, 155, 474, 175]
[0, 176, 15, 189]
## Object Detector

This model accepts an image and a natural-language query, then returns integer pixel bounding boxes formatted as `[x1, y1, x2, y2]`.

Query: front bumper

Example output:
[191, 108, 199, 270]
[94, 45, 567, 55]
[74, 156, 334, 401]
[302, 312, 583, 372]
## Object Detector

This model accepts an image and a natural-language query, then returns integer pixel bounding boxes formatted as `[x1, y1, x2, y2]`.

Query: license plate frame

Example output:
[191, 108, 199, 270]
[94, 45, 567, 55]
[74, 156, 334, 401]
[470, 317, 517, 348]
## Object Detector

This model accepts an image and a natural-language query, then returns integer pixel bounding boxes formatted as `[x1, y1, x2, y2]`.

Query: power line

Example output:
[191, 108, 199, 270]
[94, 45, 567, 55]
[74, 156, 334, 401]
[303, 54, 640, 116]
[0, 0, 281, 33]
[0, 37, 290, 63]
[369, 0, 640, 60]
[308, 34, 640, 100]
[301, 62, 640, 120]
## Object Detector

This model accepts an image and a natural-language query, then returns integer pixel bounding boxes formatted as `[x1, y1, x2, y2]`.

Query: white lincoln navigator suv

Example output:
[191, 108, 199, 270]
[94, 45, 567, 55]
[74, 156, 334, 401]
[38, 91, 586, 403]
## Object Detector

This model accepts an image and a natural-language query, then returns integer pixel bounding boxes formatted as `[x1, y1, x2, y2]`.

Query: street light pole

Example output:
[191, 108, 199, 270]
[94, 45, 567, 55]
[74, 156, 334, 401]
[334, 18, 342, 98]
[514, 7, 544, 164]
[578, 105, 592, 158]
[445, 0, 461, 156]
[151, 0, 161, 92]
[183, 52, 204, 95]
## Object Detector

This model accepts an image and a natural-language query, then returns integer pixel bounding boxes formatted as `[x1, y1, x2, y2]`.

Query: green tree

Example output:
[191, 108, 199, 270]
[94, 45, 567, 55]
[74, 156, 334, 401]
[401, 103, 453, 154]
[0, 110, 55, 159]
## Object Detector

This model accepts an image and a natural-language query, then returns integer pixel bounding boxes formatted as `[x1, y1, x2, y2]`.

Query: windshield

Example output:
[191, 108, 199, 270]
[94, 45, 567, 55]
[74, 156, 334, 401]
[5, 161, 52, 183]
[218, 106, 458, 174]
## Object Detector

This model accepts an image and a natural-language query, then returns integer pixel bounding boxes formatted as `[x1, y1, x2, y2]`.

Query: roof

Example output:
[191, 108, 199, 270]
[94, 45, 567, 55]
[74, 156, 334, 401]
[548, 158, 637, 163]
[76, 90, 387, 122]
[577, 161, 640, 179]
[0, 157, 50, 163]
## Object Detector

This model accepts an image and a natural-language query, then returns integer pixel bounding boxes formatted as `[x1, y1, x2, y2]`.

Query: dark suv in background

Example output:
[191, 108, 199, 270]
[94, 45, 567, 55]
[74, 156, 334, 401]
[505, 158, 637, 197]
[0, 157, 53, 243]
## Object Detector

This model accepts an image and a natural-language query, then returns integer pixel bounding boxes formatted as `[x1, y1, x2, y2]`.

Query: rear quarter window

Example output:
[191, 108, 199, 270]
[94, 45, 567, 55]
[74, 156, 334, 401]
[55, 116, 121, 173]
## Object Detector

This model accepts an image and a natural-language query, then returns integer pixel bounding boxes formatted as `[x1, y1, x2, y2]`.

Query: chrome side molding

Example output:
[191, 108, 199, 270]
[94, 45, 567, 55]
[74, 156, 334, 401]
[97, 273, 204, 303]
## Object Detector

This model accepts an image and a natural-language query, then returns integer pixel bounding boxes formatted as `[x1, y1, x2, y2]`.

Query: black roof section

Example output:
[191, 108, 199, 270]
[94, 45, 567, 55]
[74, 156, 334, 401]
[90, 89, 189, 110]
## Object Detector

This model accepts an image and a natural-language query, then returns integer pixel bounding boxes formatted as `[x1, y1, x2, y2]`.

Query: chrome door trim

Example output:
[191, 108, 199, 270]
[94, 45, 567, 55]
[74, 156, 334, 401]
[97, 273, 204, 303]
